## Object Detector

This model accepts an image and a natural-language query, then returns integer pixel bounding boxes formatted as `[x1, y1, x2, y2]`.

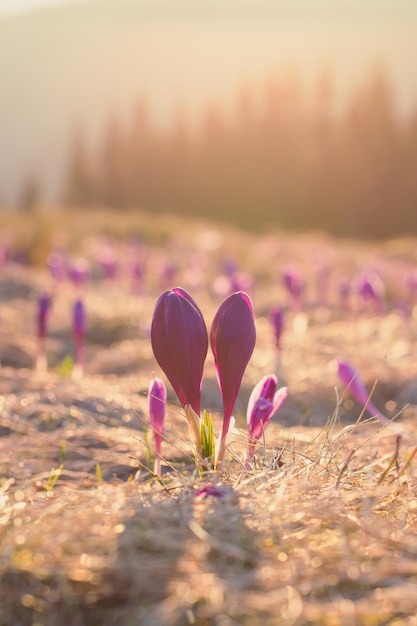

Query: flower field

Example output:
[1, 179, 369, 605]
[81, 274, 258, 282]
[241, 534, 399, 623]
[1, 208, 417, 625]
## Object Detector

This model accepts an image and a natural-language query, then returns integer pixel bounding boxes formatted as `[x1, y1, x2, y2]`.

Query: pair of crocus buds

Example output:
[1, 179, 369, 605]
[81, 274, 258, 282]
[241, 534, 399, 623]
[151, 287, 256, 467]
[245, 374, 288, 466]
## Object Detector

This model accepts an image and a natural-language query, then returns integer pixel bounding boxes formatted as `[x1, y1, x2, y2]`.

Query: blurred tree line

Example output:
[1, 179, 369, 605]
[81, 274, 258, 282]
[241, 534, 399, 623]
[65, 68, 417, 238]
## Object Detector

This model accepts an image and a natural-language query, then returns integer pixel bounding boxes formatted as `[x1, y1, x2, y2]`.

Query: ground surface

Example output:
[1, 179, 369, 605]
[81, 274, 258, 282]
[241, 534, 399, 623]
[1, 209, 417, 625]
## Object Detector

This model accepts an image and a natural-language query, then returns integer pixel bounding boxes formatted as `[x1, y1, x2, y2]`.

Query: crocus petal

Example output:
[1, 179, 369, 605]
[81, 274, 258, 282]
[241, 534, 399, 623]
[210, 291, 256, 431]
[246, 374, 278, 422]
[247, 375, 288, 441]
[248, 397, 274, 440]
[151, 287, 208, 415]
[271, 386, 289, 416]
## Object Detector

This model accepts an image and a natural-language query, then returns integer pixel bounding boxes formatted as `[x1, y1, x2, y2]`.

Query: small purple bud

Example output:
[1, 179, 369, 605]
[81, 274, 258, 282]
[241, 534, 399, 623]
[148, 377, 167, 475]
[282, 264, 303, 309]
[37, 292, 51, 339]
[73, 299, 86, 375]
[246, 375, 288, 440]
[210, 291, 256, 462]
[96, 245, 118, 280]
[356, 271, 385, 313]
[338, 275, 351, 309]
[68, 258, 89, 287]
[148, 377, 166, 443]
[73, 299, 86, 340]
[337, 359, 389, 425]
[47, 252, 66, 282]
[151, 287, 208, 415]
[269, 306, 284, 349]
[194, 484, 230, 499]
[245, 375, 288, 466]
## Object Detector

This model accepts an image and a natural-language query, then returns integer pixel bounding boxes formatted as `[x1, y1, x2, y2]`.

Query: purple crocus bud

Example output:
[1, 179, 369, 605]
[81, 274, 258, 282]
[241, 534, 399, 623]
[73, 299, 86, 375]
[68, 258, 89, 287]
[73, 299, 86, 340]
[96, 244, 118, 280]
[151, 287, 208, 416]
[282, 264, 303, 310]
[338, 275, 351, 310]
[47, 251, 66, 282]
[37, 292, 51, 339]
[356, 271, 385, 313]
[210, 291, 256, 465]
[246, 374, 288, 465]
[337, 359, 390, 425]
[269, 306, 284, 349]
[35, 292, 51, 372]
[148, 377, 167, 476]
[194, 484, 230, 499]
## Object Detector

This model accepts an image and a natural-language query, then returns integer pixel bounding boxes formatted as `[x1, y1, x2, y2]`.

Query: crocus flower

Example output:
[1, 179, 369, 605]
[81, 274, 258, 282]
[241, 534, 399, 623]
[151, 287, 208, 416]
[148, 377, 167, 476]
[37, 292, 51, 340]
[194, 484, 230, 499]
[338, 275, 351, 310]
[210, 291, 256, 466]
[68, 258, 90, 288]
[73, 299, 86, 376]
[282, 264, 303, 310]
[96, 244, 118, 280]
[356, 271, 385, 314]
[246, 374, 288, 465]
[337, 359, 390, 425]
[269, 306, 284, 349]
[36, 292, 51, 372]
[47, 251, 66, 283]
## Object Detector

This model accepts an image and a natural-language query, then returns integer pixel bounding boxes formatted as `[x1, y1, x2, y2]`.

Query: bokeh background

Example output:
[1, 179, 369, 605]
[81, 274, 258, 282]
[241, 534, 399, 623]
[1, 0, 417, 237]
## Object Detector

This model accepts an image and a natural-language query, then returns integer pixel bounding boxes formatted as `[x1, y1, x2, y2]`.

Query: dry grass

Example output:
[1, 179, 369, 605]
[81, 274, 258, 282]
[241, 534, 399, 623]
[1, 208, 417, 625]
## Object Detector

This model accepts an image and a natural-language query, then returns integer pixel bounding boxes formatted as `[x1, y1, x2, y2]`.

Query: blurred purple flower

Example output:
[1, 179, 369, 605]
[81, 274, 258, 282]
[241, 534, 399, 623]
[37, 292, 51, 339]
[210, 291, 256, 464]
[73, 299, 86, 340]
[151, 287, 208, 416]
[282, 264, 303, 309]
[36, 292, 52, 372]
[68, 258, 90, 287]
[96, 244, 118, 280]
[356, 271, 385, 313]
[73, 299, 86, 374]
[47, 251, 66, 282]
[246, 375, 288, 464]
[337, 359, 390, 425]
[269, 306, 284, 349]
[194, 484, 230, 499]
[148, 377, 167, 476]
[338, 275, 351, 310]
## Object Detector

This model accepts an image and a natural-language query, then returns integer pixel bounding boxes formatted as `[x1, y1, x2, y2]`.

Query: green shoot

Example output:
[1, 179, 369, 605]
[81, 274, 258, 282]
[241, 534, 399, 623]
[96, 463, 103, 483]
[200, 410, 215, 468]
[45, 464, 63, 492]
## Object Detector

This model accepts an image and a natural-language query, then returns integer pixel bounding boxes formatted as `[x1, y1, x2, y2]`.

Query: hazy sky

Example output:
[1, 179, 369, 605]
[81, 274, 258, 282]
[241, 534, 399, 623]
[1, 0, 417, 204]
[0, 0, 81, 14]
